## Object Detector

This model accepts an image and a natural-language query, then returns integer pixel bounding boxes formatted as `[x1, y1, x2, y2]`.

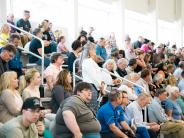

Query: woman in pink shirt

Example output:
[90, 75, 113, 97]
[57, 36, 69, 55]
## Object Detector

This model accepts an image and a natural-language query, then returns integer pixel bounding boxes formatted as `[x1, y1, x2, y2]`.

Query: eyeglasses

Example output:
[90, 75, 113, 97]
[122, 96, 128, 99]
[8, 53, 15, 59]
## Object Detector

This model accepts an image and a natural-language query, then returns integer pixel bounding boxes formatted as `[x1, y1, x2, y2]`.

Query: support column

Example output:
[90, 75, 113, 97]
[149, 0, 159, 44]
[153, 0, 159, 45]
[74, 0, 79, 39]
[181, 0, 184, 47]
[173, 0, 182, 47]
[117, 0, 125, 49]
[0, 0, 7, 25]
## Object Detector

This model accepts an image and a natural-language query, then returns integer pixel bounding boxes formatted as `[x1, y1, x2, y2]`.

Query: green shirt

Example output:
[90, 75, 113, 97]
[177, 96, 184, 114]
[0, 115, 38, 138]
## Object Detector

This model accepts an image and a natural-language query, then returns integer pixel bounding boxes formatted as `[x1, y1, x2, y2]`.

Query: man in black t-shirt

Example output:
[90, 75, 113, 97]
[29, 28, 50, 67]
[42, 20, 57, 54]
[16, 10, 32, 46]
[16, 10, 32, 33]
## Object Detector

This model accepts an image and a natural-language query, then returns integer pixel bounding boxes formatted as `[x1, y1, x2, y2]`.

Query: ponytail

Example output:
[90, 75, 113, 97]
[18, 75, 27, 95]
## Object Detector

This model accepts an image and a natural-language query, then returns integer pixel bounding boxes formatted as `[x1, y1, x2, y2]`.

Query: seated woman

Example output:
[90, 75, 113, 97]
[118, 73, 138, 101]
[50, 69, 72, 113]
[57, 36, 69, 55]
[67, 40, 83, 73]
[151, 73, 165, 96]
[19, 68, 41, 101]
[165, 86, 184, 121]
[153, 73, 164, 89]
[0, 24, 10, 47]
[80, 42, 107, 110]
[134, 49, 146, 73]
[0, 71, 23, 123]
[102, 59, 121, 86]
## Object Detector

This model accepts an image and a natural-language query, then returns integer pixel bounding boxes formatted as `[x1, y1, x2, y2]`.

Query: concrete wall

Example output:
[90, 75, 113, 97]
[0, 0, 7, 26]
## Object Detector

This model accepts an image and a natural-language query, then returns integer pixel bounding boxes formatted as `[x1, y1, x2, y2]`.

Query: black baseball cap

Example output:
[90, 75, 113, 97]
[22, 97, 44, 110]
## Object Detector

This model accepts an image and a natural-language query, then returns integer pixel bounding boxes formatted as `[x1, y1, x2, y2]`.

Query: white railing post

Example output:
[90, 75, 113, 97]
[72, 58, 79, 88]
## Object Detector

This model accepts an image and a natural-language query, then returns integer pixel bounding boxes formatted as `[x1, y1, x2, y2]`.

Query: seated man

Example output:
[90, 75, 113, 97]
[97, 89, 135, 138]
[0, 97, 44, 138]
[121, 91, 150, 138]
[0, 44, 16, 76]
[126, 92, 160, 138]
[8, 33, 23, 77]
[29, 28, 50, 67]
[54, 82, 101, 138]
[148, 88, 184, 138]
[44, 52, 64, 92]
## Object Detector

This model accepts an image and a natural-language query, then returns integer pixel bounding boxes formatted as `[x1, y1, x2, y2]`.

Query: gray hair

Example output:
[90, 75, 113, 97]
[167, 86, 179, 97]
[117, 58, 128, 65]
[103, 59, 117, 71]
[122, 73, 139, 85]
[79, 41, 96, 70]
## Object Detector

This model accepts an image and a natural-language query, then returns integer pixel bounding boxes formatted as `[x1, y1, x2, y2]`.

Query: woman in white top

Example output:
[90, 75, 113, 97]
[19, 68, 41, 101]
[0, 71, 23, 123]
[118, 73, 138, 101]
[102, 59, 121, 86]
[80, 41, 106, 110]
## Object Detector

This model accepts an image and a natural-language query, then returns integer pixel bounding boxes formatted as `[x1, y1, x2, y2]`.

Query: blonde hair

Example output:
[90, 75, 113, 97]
[0, 24, 10, 33]
[19, 68, 39, 94]
[135, 49, 144, 56]
[167, 75, 176, 86]
[0, 71, 17, 93]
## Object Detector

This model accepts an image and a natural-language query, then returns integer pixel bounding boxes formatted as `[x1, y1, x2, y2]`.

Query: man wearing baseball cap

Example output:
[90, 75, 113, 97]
[0, 97, 44, 138]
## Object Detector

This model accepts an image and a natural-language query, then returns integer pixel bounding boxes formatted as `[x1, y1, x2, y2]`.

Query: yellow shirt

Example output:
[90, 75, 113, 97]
[0, 33, 9, 47]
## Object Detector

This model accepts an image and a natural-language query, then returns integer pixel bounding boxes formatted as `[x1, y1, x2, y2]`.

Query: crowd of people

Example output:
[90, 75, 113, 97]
[0, 10, 184, 138]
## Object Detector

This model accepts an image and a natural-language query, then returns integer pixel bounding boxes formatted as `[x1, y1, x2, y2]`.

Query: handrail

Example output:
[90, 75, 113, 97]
[100, 68, 146, 92]
[72, 58, 147, 121]
[17, 46, 42, 60]
[6, 23, 45, 85]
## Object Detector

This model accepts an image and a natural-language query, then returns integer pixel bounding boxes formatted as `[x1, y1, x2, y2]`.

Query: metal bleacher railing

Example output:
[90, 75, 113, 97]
[72, 58, 148, 122]
[6, 23, 45, 85]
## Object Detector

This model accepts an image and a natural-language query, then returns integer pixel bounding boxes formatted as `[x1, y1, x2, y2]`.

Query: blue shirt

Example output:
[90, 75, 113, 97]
[96, 44, 107, 61]
[8, 49, 22, 70]
[165, 98, 182, 120]
[121, 107, 131, 125]
[133, 85, 142, 95]
[97, 102, 124, 133]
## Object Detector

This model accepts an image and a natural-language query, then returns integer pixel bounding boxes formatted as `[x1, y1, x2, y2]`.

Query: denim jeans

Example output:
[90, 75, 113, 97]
[136, 127, 150, 138]
[82, 133, 101, 138]
[45, 41, 57, 54]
